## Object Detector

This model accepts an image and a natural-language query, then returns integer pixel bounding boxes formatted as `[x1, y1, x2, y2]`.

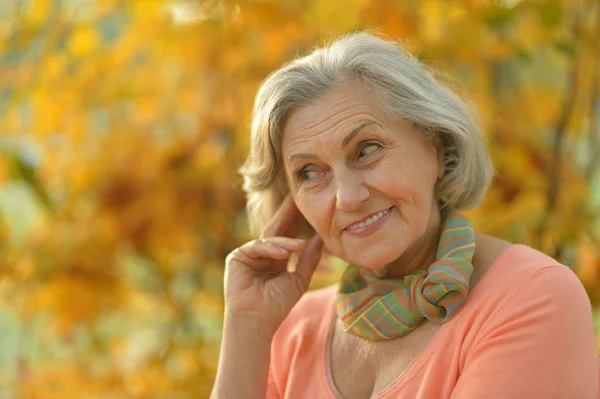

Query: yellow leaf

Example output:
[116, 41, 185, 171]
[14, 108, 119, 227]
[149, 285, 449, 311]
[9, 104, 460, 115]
[484, 42, 513, 61]
[26, 0, 53, 25]
[420, 0, 444, 44]
[42, 53, 68, 80]
[0, 156, 9, 184]
[307, 0, 370, 31]
[67, 26, 101, 57]
[577, 239, 600, 285]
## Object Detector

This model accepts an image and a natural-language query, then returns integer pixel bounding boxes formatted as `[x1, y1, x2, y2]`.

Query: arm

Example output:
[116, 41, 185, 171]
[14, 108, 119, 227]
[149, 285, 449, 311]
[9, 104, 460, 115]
[212, 195, 323, 399]
[210, 313, 275, 399]
[451, 266, 599, 398]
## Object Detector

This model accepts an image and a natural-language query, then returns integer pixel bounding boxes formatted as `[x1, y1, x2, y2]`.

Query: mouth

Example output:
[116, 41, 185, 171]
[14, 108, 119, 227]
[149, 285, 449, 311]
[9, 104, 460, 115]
[343, 207, 393, 232]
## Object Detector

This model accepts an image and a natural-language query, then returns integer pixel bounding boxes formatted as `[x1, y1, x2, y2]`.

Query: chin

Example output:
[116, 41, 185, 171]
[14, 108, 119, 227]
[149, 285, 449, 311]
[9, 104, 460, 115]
[346, 247, 401, 271]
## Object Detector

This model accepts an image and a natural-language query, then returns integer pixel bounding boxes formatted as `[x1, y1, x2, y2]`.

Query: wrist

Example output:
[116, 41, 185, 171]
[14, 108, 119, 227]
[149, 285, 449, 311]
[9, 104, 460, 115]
[223, 311, 278, 341]
[213, 312, 273, 399]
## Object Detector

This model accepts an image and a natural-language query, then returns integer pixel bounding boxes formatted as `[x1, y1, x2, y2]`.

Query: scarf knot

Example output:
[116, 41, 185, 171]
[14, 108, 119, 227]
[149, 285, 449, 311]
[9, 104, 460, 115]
[335, 209, 475, 341]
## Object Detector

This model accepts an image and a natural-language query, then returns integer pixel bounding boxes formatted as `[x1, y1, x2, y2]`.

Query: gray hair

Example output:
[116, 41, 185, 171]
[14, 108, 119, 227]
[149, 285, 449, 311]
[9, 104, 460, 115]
[241, 32, 494, 237]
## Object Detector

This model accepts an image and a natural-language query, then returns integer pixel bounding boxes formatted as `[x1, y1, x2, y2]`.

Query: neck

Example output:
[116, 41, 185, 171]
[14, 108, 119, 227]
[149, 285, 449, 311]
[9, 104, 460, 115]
[369, 202, 443, 280]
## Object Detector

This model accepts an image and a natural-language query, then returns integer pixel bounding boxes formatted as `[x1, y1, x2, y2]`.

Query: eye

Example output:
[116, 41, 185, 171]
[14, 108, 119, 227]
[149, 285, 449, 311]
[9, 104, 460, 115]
[297, 166, 321, 181]
[358, 142, 382, 158]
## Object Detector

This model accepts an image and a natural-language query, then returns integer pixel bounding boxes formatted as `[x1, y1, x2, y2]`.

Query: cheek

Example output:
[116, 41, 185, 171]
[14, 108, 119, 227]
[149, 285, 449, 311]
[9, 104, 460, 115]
[364, 164, 408, 197]
[364, 162, 437, 207]
[293, 190, 331, 235]
[293, 191, 319, 224]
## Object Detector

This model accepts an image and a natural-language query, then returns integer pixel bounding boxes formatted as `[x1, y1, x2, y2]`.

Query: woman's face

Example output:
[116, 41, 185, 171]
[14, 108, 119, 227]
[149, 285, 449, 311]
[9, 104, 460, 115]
[281, 82, 444, 271]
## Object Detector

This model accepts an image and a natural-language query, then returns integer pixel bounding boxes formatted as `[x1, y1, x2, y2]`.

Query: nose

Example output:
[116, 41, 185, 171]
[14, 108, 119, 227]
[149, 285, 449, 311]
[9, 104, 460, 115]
[335, 170, 370, 212]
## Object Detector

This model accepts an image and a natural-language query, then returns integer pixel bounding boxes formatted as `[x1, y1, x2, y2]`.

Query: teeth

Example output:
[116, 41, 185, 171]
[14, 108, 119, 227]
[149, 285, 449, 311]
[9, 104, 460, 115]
[347, 207, 390, 230]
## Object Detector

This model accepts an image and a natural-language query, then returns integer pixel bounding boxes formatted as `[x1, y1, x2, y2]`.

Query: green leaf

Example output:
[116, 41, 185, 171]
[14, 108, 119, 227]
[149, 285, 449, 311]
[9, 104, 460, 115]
[538, 0, 563, 30]
[554, 39, 576, 58]
[484, 6, 516, 30]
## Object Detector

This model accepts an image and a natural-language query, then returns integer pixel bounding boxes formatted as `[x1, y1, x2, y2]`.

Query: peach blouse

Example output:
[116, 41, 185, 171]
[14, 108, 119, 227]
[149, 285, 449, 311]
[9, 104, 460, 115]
[266, 244, 600, 398]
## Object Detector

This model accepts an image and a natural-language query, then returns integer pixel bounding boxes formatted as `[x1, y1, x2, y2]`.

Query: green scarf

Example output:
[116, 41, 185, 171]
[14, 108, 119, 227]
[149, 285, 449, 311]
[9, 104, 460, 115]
[335, 209, 475, 340]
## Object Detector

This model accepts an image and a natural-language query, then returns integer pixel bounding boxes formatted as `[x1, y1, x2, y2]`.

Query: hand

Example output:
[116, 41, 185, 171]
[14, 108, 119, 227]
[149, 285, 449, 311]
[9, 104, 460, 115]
[224, 194, 323, 334]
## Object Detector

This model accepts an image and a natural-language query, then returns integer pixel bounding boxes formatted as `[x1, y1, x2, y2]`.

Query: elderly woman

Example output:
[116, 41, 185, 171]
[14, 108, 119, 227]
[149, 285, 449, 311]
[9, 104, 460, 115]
[211, 33, 599, 399]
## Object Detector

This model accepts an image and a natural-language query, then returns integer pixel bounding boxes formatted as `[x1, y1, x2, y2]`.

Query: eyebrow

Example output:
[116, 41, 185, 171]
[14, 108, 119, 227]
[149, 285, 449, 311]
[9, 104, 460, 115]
[342, 121, 378, 147]
[287, 121, 379, 163]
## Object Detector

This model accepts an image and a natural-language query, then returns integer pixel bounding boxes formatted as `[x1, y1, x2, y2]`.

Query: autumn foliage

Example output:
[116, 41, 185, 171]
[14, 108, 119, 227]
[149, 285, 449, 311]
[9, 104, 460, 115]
[0, 0, 599, 397]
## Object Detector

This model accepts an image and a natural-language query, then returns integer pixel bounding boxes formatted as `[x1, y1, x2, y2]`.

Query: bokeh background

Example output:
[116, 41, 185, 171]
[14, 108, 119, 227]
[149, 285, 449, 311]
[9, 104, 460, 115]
[0, 0, 599, 397]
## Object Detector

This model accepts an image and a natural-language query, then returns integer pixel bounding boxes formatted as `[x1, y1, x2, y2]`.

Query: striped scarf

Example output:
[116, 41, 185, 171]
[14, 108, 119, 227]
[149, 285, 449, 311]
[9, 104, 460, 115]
[335, 209, 475, 340]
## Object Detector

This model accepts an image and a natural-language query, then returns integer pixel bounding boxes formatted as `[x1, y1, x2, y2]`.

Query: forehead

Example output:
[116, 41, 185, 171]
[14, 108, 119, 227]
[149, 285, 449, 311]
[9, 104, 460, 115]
[281, 83, 386, 151]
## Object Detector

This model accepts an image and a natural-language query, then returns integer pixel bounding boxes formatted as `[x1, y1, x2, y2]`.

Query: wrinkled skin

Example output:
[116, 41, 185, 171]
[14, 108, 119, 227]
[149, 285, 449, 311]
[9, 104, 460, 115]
[282, 82, 445, 279]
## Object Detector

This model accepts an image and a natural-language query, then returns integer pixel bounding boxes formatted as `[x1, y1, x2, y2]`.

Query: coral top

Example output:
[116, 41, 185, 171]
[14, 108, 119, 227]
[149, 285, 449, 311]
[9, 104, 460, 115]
[266, 244, 600, 398]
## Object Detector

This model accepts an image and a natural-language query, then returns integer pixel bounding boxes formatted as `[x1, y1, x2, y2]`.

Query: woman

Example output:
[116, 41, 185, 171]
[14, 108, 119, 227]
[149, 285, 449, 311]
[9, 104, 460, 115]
[211, 33, 599, 398]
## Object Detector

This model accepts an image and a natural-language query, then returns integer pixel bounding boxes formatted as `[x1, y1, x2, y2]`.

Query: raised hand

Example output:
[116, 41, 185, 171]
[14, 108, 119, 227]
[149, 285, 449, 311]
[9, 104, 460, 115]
[223, 194, 323, 334]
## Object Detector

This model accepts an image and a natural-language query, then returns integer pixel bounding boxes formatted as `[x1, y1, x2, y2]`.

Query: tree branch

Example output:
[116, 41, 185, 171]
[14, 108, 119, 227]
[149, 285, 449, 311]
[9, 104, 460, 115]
[535, 9, 583, 251]
[585, 0, 600, 182]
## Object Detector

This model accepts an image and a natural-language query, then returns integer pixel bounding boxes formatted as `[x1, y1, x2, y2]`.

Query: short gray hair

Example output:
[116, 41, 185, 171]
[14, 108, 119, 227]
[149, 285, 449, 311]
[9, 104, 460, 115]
[241, 32, 494, 237]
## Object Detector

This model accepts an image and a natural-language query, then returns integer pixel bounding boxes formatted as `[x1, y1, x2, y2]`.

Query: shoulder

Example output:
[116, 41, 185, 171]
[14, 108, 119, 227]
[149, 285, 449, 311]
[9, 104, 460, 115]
[453, 243, 598, 398]
[299, 283, 338, 307]
[473, 233, 565, 288]
[267, 285, 338, 396]
[290, 283, 337, 318]
[499, 246, 592, 318]
[487, 241, 577, 287]
[274, 284, 337, 339]
[469, 240, 593, 331]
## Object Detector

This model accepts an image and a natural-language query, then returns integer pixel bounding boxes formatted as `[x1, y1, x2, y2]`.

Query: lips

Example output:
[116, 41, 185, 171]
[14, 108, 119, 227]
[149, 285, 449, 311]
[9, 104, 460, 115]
[343, 207, 393, 231]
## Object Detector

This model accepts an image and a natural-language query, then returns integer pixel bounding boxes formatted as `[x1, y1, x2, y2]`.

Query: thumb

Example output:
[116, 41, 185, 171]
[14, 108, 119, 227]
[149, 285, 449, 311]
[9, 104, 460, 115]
[292, 235, 323, 291]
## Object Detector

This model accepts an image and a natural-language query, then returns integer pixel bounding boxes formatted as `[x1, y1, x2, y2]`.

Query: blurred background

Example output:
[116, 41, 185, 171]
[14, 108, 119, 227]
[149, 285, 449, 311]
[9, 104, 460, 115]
[0, 0, 599, 397]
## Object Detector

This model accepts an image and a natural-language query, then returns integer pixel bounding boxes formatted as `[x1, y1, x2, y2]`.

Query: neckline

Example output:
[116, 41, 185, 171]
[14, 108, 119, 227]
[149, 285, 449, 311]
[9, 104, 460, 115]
[322, 243, 522, 399]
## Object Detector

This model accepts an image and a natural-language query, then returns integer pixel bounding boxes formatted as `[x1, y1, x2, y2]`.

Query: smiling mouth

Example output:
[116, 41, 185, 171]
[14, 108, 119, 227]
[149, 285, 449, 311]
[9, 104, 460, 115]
[344, 207, 393, 231]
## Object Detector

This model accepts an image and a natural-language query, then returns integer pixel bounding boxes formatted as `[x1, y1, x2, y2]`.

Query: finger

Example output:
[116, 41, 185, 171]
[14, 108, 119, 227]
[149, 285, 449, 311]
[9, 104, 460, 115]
[229, 247, 288, 274]
[238, 239, 290, 261]
[292, 235, 323, 291]
[262, 194, 298, 238]
[238, 238, 306, 259]
[261, 237, 308, 251]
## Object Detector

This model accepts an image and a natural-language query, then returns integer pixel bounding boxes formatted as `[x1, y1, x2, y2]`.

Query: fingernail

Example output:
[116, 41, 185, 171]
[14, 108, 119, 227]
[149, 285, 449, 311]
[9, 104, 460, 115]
[278, 248, 289, 253]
